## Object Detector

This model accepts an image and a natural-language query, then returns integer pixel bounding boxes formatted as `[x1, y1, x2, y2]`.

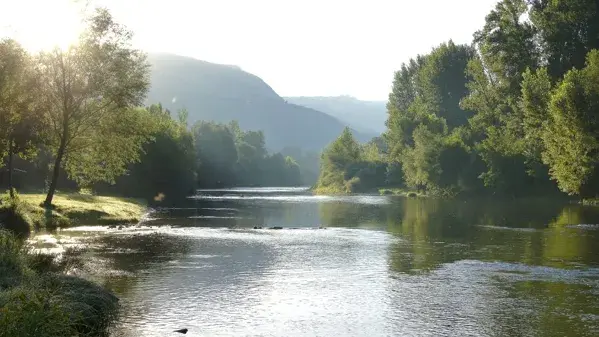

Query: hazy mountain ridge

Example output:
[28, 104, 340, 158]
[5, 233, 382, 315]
[146, 53, 375, 151]
[284, 96, 387, 134]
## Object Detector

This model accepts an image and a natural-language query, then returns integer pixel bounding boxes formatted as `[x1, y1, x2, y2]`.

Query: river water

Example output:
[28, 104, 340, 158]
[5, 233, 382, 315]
[33, 188, 599, 336]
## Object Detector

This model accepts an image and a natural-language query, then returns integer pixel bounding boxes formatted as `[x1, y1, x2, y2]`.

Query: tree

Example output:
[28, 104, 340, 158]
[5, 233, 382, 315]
[95, 104, 197, 202]
[542, 50, 599, 196]
[529, 0, 599, 80]
[0, 39, 42, 198]
[37, 8, 152, 206]
[384, 41, 476, 194]
[461, 0, 543, 192]
[193, 121, 238, 187]
[520, 67, 552, 175]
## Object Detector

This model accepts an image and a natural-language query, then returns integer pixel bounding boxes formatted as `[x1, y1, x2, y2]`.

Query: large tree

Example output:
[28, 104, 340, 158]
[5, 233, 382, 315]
[542, 50, 599, 196]
[529, 0, 599, 80]
[0, 39, 42, 198]
[37, 8, 152, 206]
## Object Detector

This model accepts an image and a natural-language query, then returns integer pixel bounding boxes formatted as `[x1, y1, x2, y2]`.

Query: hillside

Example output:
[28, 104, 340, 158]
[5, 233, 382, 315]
[146, 53, 375, 151]
[284, 96, 387, 134]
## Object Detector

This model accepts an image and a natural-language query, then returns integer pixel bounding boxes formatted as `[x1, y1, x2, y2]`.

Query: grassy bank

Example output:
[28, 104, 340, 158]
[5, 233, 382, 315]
[0, 230, 118, 337]
[0, 192, 146, 234]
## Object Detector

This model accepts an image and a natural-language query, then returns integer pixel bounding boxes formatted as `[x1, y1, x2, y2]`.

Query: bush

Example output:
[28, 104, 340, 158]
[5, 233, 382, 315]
[344, 176, 362, 193]
[0, 230, 118, 337]
[0, 193, 35, 236]
[0, 286, 77, 337]
[42, 274, 119, 336]
[0, 230, 30, 290]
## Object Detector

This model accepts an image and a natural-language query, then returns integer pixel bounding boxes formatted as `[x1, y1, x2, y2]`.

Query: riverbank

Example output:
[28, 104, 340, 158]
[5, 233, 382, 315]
[0, 229, 119, 337]
[0, 193, 147, 234]
[0, 193, 146, 336]
[312, 186, 425, 198]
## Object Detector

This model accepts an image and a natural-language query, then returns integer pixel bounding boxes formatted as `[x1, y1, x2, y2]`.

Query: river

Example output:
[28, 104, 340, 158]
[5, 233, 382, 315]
[33, 187, 599, 336]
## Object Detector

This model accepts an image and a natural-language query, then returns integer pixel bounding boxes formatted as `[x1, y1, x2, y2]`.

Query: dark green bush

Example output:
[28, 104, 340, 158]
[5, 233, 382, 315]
[0, 194, 34, 236]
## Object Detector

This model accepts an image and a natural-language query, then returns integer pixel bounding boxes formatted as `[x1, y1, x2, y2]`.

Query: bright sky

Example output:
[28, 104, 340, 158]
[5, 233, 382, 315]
[1, 0, 498, 101]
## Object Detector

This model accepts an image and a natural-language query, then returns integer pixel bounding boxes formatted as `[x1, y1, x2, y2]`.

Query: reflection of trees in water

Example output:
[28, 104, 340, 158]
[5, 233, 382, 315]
[379, 198, 599, 337]
[360, 198, 599, 274]
[319, 202, 387, 228]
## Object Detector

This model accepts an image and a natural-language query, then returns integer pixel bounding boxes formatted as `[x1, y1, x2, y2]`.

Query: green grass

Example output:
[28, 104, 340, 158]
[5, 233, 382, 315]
[0, 230, 118, 337]
[19, 193, 146, 228]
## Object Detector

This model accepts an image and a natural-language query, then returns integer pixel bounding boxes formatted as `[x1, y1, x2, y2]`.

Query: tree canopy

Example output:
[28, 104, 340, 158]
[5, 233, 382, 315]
[317, 0, 599, 199]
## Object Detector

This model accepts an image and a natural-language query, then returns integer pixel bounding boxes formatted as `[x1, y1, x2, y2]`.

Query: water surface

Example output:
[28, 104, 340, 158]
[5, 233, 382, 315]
[34, 188, 599, 336]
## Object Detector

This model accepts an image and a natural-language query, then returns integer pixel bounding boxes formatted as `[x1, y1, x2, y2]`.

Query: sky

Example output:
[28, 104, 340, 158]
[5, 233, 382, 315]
[1, 0, 499, 101]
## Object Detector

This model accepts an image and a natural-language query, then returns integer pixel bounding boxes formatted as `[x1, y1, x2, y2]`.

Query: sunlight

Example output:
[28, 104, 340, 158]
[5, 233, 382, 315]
[1, 0, 84, 52]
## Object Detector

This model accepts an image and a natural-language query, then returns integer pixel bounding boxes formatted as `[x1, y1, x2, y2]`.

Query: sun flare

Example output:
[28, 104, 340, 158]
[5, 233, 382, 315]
[1, 0, 85, 52]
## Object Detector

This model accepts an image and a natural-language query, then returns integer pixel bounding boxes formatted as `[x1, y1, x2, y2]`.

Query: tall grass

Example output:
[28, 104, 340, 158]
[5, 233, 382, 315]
[0, 230, 119, 337]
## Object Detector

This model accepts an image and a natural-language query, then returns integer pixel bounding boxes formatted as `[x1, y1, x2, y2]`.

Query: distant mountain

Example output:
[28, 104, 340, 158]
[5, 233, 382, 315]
[146, 53, 375, 151]
[284, 96, 387, 134]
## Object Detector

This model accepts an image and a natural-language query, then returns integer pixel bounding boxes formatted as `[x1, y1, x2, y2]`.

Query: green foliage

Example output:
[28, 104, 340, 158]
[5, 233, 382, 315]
[0, 230, 118, 337]
[0, 286, 77, 337]
[326, 0, 599, 198]
[520, 67, 552, 166]
[95, 104, 197, 203]
[316, 127, 388, 193]
[192, 120, 303, 188]
[37, 8, 152, 205]
[542, 50, 599, 196]
[0, 192, 38, 235]
[0, 39, 43, 197]
[0, 230, 29, 290]
[529, 0, 599, 80]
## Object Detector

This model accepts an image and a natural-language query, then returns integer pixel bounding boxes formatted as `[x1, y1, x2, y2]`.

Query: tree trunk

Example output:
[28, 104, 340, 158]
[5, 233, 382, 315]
[8, 139, 14, 199]
[44, 139, 66, 207]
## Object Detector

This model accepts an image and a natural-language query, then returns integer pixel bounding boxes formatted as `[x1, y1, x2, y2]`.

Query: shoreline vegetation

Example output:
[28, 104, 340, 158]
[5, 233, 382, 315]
[0, 192, 147, 235]
[0, 229, 119, 337]
[0, 7, 307, 336]
[313, 2, 599, 201]
[0, 192, 146, 336]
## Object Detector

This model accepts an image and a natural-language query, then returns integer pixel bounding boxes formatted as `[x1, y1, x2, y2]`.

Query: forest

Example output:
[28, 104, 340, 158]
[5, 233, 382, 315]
[0, 9, 305, 206]
[316, 0, 599, 199]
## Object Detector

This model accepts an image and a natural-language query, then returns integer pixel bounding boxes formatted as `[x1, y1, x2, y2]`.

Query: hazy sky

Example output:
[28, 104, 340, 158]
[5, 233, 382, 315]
[2, 0, 498, 101]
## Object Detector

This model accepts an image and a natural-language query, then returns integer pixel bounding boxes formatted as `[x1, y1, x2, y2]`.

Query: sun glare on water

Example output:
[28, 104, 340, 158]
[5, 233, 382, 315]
[1, 0, 84, 52]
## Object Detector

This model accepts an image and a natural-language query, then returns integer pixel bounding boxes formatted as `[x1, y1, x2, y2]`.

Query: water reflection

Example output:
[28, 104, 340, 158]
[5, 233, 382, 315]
[31, 189, 599, 336]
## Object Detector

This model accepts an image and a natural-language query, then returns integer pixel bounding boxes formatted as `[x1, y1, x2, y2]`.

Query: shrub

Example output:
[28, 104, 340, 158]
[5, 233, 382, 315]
[0, 231, 118, 337]
[0, 193, 35, 236]
[0, 230, 30, 290]
[42, 274, 119, 336]
[0, 286, 77, 337]
[344, 176, 362, 193]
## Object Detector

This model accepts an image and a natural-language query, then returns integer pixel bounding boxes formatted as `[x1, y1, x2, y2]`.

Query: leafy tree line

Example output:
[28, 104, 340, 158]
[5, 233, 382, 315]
[318, 0, 599, 198]
[0, 8, 305, 207]
[95, 105, 304, 201]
